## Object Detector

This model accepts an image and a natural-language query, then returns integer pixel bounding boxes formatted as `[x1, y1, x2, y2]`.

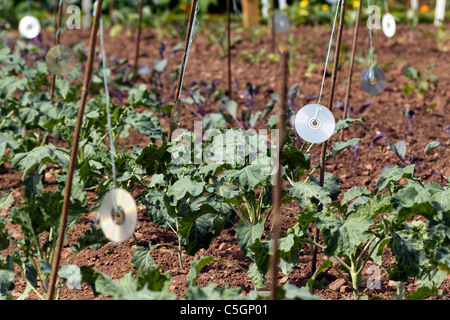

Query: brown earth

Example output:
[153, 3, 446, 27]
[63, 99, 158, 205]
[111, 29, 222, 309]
[1, 18, 450, 300]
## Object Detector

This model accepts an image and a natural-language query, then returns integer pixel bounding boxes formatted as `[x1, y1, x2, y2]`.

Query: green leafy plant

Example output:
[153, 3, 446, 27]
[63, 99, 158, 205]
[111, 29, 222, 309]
[285, 165, 449, 300]
[402, 63, 439, 98]
[206, 22, 243, 58]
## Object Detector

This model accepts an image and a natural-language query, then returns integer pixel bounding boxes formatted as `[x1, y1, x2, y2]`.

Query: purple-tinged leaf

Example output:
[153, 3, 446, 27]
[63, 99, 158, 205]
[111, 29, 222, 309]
[305, 93, 319, 103]
[431, 171, 446, 179]
[381, 165, 395, 172]
[424, 141, 440, 155]
[359, 100, 373, 113]
[445, 125, 450, 135]
[350, 143, 359, 168]
[234, 77, 241, 91]
[410, 154, 419, 164]
[335, 101, 345, 111]
[393, 141, 407, 162]
[403, 108, 415, 119]
[158, 42, 167, 59]
[369, 132, 386, 147]
[138, 64, 151, 75]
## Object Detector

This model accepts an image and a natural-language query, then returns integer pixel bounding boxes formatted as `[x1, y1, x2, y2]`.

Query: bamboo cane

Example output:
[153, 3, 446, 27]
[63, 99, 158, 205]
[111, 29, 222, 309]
[169, 0, 198, 141]
[311, 0, 347, 275]
[270, 48, 289, 300]
[340, 0, 362, 141]
[134, 0, 144, 72]
[49, 0, 64, 101]
[227, 0, 232, 98]
[46, 0, 103, 300]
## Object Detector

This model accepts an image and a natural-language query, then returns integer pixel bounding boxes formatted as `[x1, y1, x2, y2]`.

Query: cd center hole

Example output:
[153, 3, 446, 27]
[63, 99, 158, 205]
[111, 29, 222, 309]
[369, 77, 378, 86]
[310, 118, 320, 128]
[111, 207, 125, 225]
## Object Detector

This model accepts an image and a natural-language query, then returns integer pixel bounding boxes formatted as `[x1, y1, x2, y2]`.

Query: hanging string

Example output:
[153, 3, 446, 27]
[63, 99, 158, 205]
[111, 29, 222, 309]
[314, 0, 342, 120]
[232, 0, 242, 18]
[177, 1, 199, 100]
[384, 0, 389, 13]
[96, 2, 118, 211]
[367, 0, 375, 77]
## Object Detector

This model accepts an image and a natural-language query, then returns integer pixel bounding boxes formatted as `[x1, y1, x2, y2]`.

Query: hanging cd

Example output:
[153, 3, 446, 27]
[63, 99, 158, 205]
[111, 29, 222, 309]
[99, 188, 137, 243]
[45, 45, 76, 76]
[294, 104, 336, 144]
[360, 66, 386, 95]
[382, 13, 396, 38]
[18, 16, 41, 39]
[274, 12, 290, 34]
[326, 0, 339, 3]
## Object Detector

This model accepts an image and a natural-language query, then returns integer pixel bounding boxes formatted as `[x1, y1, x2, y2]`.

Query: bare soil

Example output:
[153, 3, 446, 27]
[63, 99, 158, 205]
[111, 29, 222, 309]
[1, 20, 449, 300]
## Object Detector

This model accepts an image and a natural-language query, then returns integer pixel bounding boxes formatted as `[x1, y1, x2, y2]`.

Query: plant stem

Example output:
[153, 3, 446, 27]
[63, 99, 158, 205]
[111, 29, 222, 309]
[175, 219, 184, 269]
[349, 255, 360, 300]
[152, 243, 180, 252]
[18, 275, 45, 300]
[0, 110, 14, 130]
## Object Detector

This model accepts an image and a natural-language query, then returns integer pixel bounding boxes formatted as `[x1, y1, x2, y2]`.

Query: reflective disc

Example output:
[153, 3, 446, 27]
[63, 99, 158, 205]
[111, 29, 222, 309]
[294, 104, 336, 144]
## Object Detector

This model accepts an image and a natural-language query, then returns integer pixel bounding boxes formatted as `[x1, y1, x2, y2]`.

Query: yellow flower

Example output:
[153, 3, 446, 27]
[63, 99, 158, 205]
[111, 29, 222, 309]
[179, 3, 187, 11]
[299, 9, 309, 16]
[44, 11, 51, 19]
[321, 4, 329, 11]
[299, 0, 309, 8]
[419, 4, 429, 13]
[352, 0, 360, 8]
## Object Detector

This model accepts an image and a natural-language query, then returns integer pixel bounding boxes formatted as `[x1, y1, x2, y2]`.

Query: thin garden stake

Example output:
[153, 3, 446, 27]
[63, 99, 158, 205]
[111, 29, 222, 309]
[169, 0, 199, 141]
[134, 0, 144, 72]
[49, 0, 64, 101]
[52, 0, 59, 31]
[46, 0, 103, 300]
[270, 48, 289, 301]
[340, 0, 362, 141]
[227, 0, 232, 97]
[311, 0, 347, 275]
[109, 0, 114, 25]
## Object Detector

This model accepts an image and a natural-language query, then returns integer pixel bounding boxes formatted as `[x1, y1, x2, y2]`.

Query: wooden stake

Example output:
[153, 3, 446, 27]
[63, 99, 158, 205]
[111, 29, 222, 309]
[311, 0, 347, 275]
[270, 48, 289, 301]
[227, 0, 232, 98]
[49, 0, 64, 101]
[134, 0, 144, 72]
[340, 0, 362, 141]
[46, 0, 103, 300]
[109, 0, 114, 25]
[169, 0, 198, 141]
[242, 0, 260, 28]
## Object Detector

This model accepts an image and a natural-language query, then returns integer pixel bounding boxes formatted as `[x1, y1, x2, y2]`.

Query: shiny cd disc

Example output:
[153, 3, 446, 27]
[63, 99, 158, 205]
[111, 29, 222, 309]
[99, 188, 137, 243]
[382, 13, 396, 38]
[294, 104, 336, 144]
[275, 12, 290, 34]
[45, 45, 76, 76]
[18, 16, 41, 39]
[360, 66, 386, 95]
